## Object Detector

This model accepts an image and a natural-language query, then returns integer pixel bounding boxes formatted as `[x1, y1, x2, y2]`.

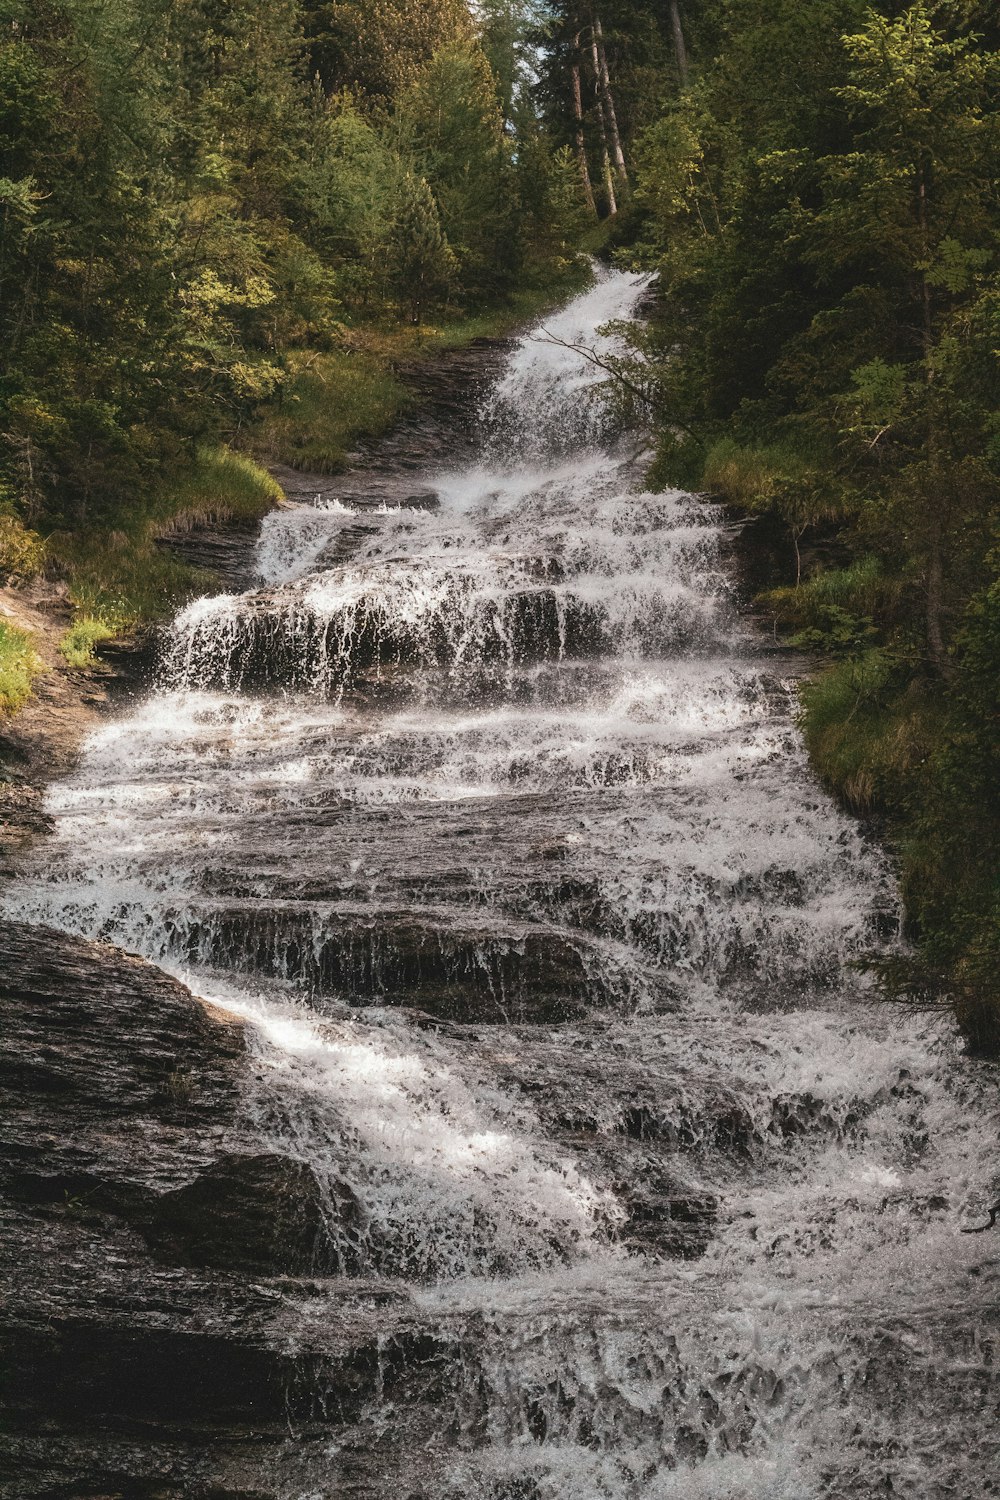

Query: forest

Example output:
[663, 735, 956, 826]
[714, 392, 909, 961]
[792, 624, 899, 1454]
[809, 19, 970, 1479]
[1, 0, 998, 1051]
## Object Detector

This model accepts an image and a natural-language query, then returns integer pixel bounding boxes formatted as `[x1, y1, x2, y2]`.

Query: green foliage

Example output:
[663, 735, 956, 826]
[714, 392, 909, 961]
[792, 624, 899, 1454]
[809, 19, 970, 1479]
[388, 173, 459, 322]
[760, 557, 899, 654]
[53, 533, 210, 634]
[247, 348, 410, 472]
[0, 619, 43, 713]
[308, 0, 475, 101]
[152, 448, 284, 532]
[0, 0, 579, 592]
[800, 650, 934, 813]
[702, 440, 804, 512]
[396, 41, 514, 300]
[585, 0, 1000, 1048]
[49, 445, 282, 630]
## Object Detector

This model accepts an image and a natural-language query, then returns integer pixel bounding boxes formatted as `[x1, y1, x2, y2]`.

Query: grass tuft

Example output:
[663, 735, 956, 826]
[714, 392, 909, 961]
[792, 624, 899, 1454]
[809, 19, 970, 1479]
[152, 446, 283, 533]
[59, 616, 116, 669]
[0, 619, 44, 713]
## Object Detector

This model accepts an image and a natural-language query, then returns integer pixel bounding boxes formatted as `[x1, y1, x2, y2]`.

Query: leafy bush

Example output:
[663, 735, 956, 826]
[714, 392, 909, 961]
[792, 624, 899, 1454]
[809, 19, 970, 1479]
[759, 557, 903, 653]
[0, 514, 45, 583]
[799, 650, 937, 812]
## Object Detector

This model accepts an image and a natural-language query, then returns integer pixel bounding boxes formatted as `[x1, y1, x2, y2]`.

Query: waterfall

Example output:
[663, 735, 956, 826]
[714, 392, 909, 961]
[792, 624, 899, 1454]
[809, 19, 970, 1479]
[8, 266, 999, 1497]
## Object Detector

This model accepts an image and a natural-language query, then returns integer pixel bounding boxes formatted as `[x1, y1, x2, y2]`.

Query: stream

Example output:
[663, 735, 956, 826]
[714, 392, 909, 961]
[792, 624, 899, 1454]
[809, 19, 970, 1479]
[8, 270, 999, 1497]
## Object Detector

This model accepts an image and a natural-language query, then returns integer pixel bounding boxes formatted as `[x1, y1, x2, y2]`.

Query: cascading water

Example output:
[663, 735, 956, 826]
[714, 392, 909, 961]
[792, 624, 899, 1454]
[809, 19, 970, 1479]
[7, 267, 999, 1496]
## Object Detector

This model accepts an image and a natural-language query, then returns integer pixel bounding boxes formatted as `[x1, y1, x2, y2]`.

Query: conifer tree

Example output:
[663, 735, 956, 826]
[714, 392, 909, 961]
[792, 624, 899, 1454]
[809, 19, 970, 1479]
[388, 172, 458, 322]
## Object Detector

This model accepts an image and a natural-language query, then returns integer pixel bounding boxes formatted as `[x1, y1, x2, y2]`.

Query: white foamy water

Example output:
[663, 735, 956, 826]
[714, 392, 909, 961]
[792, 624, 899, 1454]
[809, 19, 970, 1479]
[6, 266, 998, 1496]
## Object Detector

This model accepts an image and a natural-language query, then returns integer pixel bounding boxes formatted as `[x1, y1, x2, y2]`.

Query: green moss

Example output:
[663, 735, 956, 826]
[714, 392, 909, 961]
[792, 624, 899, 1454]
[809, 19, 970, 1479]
[0, 619, 44, 713]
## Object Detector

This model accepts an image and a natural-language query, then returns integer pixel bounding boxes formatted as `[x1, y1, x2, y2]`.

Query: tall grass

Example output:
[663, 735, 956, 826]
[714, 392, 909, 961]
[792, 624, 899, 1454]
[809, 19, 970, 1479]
[702, 438, 795, 509]
[151, 445, 283, 533]
[49, 444, 280, 635]
[0, 619, 43, 713]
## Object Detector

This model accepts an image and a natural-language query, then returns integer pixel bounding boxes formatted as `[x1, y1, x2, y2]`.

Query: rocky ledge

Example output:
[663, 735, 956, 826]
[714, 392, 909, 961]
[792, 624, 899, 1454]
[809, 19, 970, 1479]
[0, 921, 354, 1499]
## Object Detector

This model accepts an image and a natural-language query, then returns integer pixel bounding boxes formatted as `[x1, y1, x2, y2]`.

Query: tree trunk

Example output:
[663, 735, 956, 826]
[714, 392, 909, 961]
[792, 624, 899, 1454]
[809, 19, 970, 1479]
[570, 56, 597, 217]
[593, 16, 628, 184]
[926, 517, 949, 677]
[669, 1, 689, 85]
[916, 161, 952, 678]
[588, 35, 617, 216]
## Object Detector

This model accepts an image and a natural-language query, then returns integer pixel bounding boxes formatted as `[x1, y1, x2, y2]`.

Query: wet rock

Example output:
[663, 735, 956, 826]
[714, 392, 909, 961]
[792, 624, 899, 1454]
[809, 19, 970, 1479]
[613, 1160, 718, 1259]
[0, 920, 245, 1193]
[143, 1152, 364, 1276]
[173, 905, 604, 1022]
[168, 579, 606, 698]
[0, 921, 381, 1496]
[156, 514, 267, 591]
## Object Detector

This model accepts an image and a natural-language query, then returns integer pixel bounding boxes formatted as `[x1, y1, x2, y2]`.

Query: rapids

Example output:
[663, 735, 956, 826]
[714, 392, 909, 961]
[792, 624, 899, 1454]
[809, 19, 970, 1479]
[7, 269, 999, 1497]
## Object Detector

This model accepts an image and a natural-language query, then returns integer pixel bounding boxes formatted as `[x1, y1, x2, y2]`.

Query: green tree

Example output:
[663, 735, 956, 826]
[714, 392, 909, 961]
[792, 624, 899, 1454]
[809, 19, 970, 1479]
[396, 40, 516, 298]
[388, 171, 457, 321]
[304, 0, 475, 102]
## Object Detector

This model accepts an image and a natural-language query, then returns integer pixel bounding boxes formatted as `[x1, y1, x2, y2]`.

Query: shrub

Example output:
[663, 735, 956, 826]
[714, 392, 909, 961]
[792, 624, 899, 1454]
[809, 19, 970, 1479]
[799, 650, 937, 813]
[0, 514, 46, 583]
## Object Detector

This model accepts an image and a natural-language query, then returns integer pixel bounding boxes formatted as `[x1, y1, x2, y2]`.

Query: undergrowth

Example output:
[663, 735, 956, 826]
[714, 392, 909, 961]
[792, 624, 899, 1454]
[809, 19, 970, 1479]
[246, 276, 589, 473]
[770, 564, 999, 1054]
[245, 346, 410, 473]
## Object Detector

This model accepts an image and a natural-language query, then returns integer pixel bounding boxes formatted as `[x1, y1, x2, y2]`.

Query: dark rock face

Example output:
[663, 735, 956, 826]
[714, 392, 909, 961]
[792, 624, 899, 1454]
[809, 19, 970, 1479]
[0, 922, 316, 1497]
[173, 907, 601, 1022]
[145, 1152, 357, 1276]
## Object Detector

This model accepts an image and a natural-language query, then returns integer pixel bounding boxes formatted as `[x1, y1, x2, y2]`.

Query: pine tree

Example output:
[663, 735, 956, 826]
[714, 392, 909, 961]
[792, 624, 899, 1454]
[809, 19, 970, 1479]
[388, 172, 457, 322]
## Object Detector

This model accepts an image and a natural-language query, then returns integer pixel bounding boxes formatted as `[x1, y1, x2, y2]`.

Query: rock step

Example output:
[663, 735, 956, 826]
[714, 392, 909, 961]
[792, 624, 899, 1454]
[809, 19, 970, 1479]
[165, 904, 617, 1021]
[168, 584, 608, 696]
